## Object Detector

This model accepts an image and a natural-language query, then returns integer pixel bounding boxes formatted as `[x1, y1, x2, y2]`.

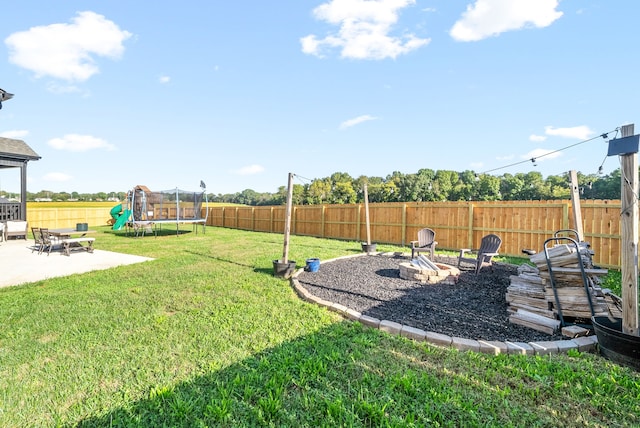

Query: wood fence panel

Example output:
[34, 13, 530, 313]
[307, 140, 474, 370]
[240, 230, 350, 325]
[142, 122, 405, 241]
[253, 207, 273, 232]
[207, 207, 224, 227]
[271, 206, 286, 235]
[28, 207, 108, 229]
[222, 207, 237, 229]
[295, 206, 324, 237]
[236, 207, 254, 230]
[365, 204, 404, 244]
[405, 203, 436, 246]
[581, 200, 620, 267]
[404, 203, 467, 250]
[324, 205, 359, 240]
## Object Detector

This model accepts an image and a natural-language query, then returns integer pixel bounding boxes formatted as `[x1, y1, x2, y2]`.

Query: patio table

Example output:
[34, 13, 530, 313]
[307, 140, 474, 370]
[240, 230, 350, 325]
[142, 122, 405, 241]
[48, 228, 96, 255]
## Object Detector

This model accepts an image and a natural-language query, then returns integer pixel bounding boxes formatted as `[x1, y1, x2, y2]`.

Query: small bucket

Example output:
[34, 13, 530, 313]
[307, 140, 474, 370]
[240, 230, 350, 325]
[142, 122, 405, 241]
[305, 258, 320, 272]
[76, 223, 88, 231]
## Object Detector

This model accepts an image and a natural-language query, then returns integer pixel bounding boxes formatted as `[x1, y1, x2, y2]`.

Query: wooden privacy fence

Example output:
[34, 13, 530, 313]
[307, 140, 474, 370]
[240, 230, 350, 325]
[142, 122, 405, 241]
[206, 200, 624, 269]
[23, 200, 624, 268]
[27, 207, 111, 230]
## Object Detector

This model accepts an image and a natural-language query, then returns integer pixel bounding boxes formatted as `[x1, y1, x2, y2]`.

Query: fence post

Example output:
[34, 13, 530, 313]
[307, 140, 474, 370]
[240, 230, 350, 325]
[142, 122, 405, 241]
[321, 205, 325, 238]
[268, 206, 272, 232]
[252, 207, 255, 231]
[293, 206, 297, 234]
[401, 203, 407, 246]
[467, 202, 474, 248]
[357, 204, 361, 242]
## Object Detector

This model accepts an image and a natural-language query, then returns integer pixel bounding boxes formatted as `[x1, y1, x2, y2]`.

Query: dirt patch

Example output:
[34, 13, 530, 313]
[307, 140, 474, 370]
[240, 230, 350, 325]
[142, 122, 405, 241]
[297, 253, 563, 342]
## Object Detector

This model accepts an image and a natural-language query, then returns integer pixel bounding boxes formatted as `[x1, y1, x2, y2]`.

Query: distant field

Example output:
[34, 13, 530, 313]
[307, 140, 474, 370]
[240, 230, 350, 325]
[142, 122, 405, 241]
[27, 201, 119, 208]
[26, 201, 246, 208]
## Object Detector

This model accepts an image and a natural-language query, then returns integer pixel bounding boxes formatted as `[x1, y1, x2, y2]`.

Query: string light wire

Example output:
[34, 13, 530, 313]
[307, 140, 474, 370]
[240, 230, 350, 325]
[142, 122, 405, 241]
[479, 127, 620, 176]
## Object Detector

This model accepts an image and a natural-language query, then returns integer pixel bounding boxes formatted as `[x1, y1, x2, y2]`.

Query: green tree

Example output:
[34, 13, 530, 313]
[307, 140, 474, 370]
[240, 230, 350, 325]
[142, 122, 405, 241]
[306, 179, 332, 204]
[475, 174, 502, 201]
[432, 170, 458, 201]
[500, 173, 525, 200]
[450, 171, 476, 201]
[544, 174, 570, 199]
[329, 172, 356, 204]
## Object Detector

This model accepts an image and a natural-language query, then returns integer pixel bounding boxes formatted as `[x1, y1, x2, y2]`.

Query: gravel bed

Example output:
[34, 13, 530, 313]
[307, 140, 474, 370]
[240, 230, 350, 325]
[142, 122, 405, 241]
[297, 254, 564, 342]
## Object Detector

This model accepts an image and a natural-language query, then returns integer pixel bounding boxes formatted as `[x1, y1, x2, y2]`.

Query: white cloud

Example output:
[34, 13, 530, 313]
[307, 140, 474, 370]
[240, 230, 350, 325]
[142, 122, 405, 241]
[159, 75, 170, 84]
[0, 130, 29, 139]
[339, 114, 377, 129]
[301, 0, 430, 60]
[234, 164, 265, 175]
[5, 11, 132, 82]
[523, 148, 562, 162]
[450, 0, 563, 42]
[47, 134, 116, 152]
[496, 154, 514, 161]
[544, 125, 593, 140]
[44, 172, 72, 182]
[45, 82, 84, 94]
[529, 134, 547, 142]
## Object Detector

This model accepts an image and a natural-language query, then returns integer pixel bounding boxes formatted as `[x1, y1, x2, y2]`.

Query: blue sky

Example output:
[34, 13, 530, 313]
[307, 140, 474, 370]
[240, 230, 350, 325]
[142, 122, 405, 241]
[0, 1, 637, 196]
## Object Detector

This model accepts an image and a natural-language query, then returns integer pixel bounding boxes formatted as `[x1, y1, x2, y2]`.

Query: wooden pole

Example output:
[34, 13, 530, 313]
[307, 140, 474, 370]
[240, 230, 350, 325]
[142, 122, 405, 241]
[282, 172, 294, 264]
[569, 170, 584, 241]
[364, 183, 371, 245]
[619, 124, 639, 336]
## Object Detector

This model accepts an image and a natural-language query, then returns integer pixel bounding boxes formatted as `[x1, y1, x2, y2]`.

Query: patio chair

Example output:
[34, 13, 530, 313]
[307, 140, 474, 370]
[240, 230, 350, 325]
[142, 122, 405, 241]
[457, 233, 502, 274]
[410, 228, 437, 259]
[39, 228, 54, 256]
[5, 220, 28, 240]
[31, 227, 42, 253]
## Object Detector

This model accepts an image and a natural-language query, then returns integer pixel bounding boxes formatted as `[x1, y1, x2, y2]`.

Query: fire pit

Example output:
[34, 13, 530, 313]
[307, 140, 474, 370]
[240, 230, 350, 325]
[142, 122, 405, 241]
[399, 258, 460, 285]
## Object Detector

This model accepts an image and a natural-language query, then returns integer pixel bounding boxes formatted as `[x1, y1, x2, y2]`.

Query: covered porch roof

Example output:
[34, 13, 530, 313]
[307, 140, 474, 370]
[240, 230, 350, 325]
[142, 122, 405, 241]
[0, 137, 41, 221]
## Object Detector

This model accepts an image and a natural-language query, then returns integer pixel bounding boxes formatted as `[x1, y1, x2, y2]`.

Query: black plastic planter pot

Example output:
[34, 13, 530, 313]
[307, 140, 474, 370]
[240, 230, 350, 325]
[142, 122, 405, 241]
[273, 260, 297, 279]
[361, 243, 377, 254]
[592, 316, 640, 371]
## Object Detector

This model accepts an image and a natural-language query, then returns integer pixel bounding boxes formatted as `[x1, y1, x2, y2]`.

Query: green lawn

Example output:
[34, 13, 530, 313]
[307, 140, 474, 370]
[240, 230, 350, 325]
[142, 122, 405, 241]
[0, 226, 638, 427]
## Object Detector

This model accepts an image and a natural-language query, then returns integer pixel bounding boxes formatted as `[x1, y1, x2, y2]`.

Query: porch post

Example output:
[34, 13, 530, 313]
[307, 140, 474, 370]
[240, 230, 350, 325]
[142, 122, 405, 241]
[20, 161, 27, 220]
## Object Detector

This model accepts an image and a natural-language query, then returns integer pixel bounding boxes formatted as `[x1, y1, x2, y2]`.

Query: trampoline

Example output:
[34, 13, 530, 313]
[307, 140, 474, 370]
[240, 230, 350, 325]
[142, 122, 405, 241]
[112, 183, 208, 236]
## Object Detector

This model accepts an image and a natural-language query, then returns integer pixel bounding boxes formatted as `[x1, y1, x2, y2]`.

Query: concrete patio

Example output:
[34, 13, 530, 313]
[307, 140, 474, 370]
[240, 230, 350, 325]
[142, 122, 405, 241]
[0, 238, 153, 288]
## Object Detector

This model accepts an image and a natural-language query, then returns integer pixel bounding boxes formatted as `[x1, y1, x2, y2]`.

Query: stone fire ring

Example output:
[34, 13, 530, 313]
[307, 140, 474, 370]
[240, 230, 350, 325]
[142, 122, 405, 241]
[290, 252, 597, 357]
[398, 261, 460, 285]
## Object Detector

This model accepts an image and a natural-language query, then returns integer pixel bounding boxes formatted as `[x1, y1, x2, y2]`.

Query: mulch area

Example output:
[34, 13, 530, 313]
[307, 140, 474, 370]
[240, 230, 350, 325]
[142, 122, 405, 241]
[296, 253, 563, 342]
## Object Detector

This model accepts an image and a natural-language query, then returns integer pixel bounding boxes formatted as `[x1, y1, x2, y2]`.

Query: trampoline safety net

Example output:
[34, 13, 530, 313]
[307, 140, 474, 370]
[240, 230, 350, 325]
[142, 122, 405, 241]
[130, 186, 207, 222]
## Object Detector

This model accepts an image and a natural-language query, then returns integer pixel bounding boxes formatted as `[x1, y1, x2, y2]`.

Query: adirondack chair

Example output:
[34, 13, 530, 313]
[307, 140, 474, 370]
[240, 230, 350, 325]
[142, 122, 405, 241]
[457, 234, 502, 274]
[410, 228, 437, 259]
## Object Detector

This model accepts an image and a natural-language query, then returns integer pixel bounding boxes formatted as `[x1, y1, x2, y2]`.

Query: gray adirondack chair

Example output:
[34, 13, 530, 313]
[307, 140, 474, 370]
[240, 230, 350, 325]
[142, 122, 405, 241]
[410, 228, 437, 259]
[458, 234, 502, 274]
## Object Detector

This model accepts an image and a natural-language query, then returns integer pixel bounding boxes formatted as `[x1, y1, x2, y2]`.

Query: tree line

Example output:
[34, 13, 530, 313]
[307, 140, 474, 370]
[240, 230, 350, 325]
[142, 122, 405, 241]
[211, 168, 623, 206]
[8, 168, 621, 204]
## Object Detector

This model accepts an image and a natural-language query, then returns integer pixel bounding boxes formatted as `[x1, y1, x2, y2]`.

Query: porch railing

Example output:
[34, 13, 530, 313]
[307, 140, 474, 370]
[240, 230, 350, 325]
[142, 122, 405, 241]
[0, 203, 22, 221]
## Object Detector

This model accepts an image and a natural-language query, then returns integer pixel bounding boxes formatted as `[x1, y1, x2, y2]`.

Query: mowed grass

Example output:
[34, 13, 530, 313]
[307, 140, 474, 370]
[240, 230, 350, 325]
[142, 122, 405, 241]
[0, 227, 638, 427]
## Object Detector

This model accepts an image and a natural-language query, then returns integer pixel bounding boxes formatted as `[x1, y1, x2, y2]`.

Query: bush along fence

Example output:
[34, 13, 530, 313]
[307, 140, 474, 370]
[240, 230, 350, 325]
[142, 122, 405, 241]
[205, 200, 624, 269]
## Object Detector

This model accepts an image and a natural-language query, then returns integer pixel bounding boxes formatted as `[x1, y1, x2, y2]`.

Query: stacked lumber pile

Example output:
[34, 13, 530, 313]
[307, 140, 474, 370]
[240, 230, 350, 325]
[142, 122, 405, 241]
[506, 243, 618, 335]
